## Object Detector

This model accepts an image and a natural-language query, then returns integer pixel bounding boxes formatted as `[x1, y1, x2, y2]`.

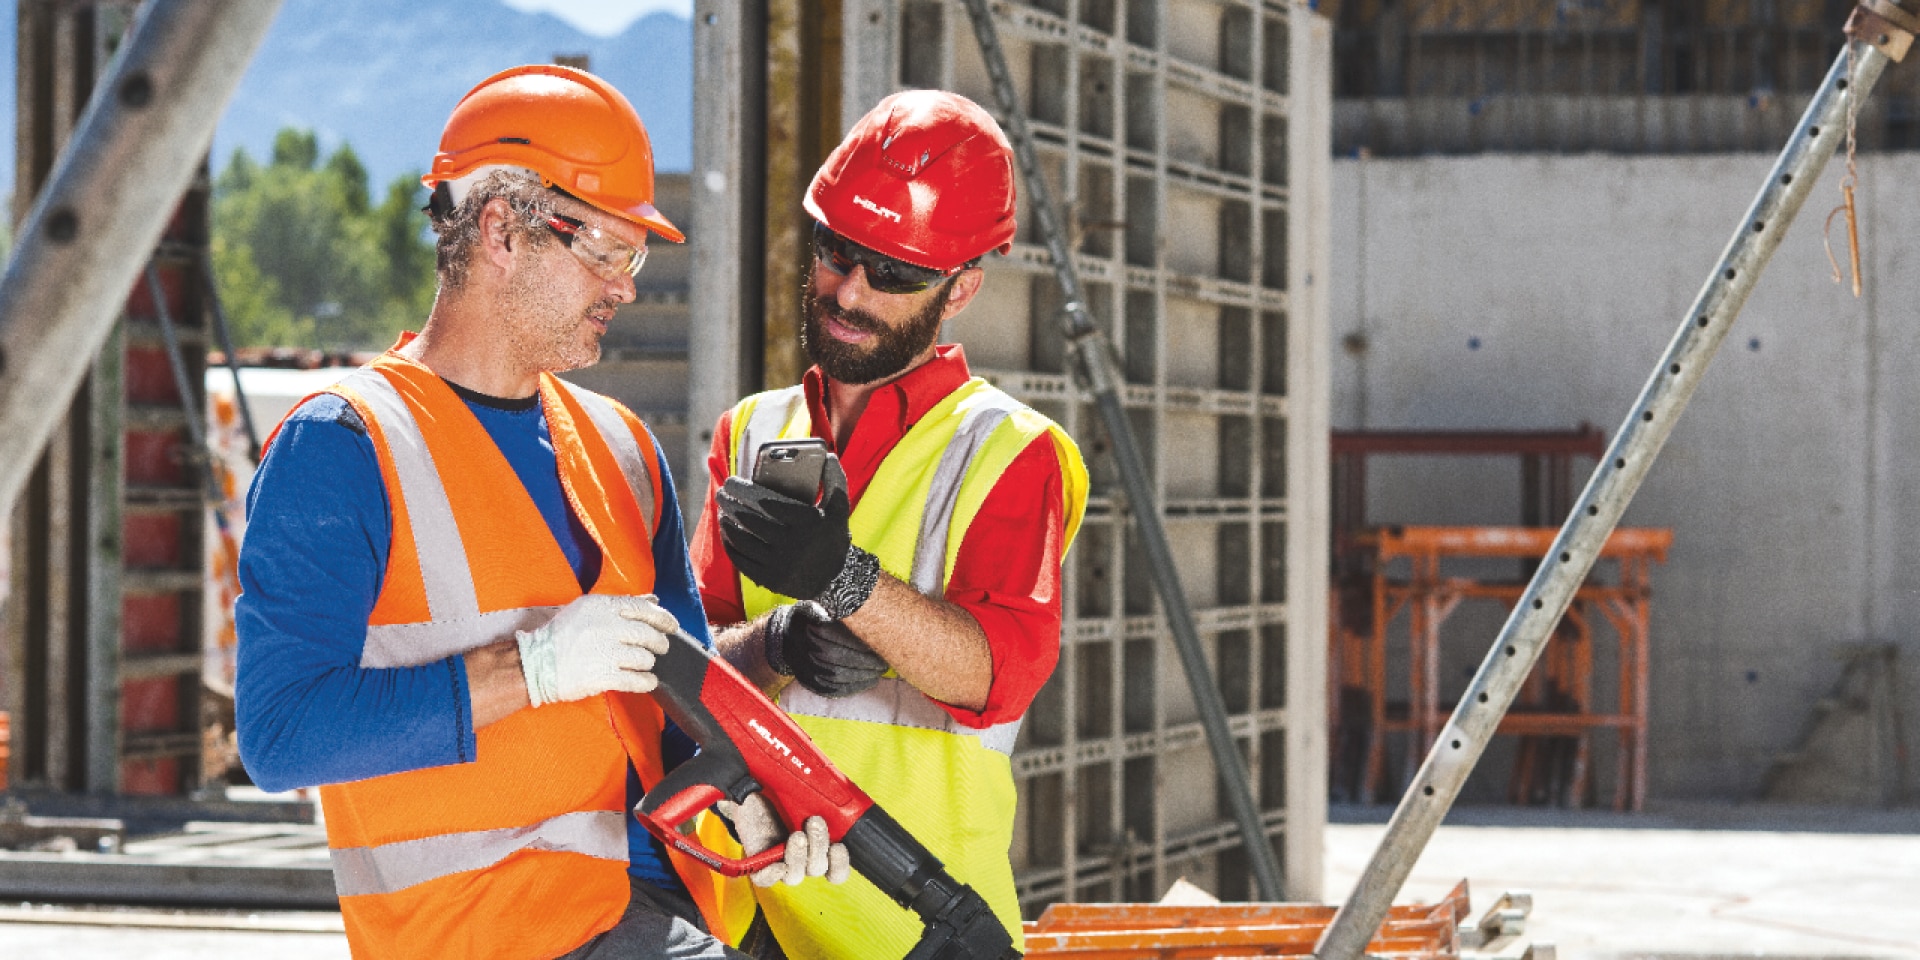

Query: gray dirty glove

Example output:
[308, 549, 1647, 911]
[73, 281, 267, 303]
[715, 792, 851, 887]
[766, 601, 889, 698]
[516, 594, 678, 707]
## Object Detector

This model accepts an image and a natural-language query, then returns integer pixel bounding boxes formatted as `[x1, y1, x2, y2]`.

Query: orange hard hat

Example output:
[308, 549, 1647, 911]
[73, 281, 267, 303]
[804, 90, 1016, 273]
[424, 64, 683, 243]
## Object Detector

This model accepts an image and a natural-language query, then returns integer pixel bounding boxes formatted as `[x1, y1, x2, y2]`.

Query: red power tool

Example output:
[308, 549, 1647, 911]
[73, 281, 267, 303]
[633, 625, 1021, 960]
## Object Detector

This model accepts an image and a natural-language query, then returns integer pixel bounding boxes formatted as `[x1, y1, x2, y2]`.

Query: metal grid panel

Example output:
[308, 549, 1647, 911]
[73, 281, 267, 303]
[845, 0, 1329, 913]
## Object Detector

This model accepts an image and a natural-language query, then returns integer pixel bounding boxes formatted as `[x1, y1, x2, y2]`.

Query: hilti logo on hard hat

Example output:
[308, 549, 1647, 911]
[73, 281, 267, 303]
[852, 195, 903, 223]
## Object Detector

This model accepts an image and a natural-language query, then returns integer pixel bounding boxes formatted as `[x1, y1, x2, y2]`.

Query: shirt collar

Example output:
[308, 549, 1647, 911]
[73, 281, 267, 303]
[802, 343, 972, 440]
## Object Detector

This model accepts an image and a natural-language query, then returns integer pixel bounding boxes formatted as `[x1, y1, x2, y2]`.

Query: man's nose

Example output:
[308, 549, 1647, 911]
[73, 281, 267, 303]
[833, 263, 874, 309]
[605, 269, 636, 304]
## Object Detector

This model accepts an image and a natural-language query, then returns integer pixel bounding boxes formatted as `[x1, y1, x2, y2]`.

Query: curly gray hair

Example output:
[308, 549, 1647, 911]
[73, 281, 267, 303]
[427, 168, 560, 290]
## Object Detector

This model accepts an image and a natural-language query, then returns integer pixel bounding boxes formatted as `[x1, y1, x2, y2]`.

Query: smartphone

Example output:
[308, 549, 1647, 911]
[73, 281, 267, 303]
[752, 438, 831, 504]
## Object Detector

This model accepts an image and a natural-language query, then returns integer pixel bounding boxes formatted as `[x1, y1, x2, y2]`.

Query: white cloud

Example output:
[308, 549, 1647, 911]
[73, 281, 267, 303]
[498, 0, 692, 37]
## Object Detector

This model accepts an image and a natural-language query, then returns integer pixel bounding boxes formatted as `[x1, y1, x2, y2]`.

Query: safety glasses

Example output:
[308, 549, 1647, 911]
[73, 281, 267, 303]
[544, 214, 648, 283]
[811, 221, 960, 295]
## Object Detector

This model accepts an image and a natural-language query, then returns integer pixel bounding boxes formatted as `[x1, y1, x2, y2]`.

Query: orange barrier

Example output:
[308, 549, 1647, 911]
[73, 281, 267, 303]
[1, 711, 9, 791]
[1023, 881, 1470, 958]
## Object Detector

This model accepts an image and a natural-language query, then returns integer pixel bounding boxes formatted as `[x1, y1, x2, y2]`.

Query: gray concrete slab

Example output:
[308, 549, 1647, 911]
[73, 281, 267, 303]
[0, 925, 348, 959]
[1326, 803, 1920, 959]
[0, 907, 347, 959]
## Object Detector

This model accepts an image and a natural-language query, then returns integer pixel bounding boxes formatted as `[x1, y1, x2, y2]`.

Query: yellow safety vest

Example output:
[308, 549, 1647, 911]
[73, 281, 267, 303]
[727, 378, 1088, 959]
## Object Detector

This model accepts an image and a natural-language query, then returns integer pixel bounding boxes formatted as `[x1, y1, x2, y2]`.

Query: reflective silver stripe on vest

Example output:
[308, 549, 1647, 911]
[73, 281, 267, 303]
[362, 605, 560, 668]
[908, 398, 1020, 595]
[330, 809, 626, 897]
[340, 370, 480, 625]
[734, 386, 805, 478]
[558, 380, 654, 540]
[780, 677, 1021, 756]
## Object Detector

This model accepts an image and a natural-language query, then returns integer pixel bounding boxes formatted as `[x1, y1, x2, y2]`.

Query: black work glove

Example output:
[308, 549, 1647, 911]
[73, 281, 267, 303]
[765, 601, 889, 698]
[718, 456, 852, 600]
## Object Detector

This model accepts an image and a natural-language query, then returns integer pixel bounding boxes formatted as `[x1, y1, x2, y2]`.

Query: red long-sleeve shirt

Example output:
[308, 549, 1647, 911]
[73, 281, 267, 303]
[691, 345, 1069, 729]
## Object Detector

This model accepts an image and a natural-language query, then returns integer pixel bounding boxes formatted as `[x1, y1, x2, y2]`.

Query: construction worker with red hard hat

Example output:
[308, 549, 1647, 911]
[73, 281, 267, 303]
[691, 89, 1090, 959]
[234, 65, 843, 960]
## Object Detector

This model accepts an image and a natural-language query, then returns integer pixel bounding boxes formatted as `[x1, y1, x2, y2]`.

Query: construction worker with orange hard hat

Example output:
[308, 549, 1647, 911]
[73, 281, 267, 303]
[690, 90, 1090, 959]
[234, 65, 844, 960]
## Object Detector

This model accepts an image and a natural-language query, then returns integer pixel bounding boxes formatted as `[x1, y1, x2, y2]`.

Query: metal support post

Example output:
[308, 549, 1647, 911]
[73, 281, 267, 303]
[687, 0, 767, 523]
[957, 0, 1287, 901]
[1316, 6, 1908, 956]
[146, 265, 219, 504]
[202, 256, 260, 461]
[0, 0, 283, 516]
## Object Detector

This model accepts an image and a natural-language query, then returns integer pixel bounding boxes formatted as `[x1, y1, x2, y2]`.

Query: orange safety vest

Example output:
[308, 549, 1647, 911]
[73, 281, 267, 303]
[269, 348, 732, 959]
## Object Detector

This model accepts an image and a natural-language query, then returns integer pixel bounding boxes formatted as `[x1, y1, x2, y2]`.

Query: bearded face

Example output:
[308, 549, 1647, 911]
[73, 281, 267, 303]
[799, 274, 954, 385]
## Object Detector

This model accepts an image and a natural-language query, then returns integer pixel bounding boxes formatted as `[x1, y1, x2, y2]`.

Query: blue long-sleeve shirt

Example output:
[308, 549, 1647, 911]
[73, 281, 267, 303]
[235, 381, 704, 891]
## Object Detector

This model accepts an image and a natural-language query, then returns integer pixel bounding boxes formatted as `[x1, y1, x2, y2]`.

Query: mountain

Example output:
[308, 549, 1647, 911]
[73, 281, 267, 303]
[0, 0, 694, 198]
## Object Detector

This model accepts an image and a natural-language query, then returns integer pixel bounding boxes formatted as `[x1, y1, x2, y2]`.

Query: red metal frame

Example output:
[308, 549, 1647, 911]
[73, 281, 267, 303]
[1328, 428, 1668, 810]
[1358, 526, 1669, 811]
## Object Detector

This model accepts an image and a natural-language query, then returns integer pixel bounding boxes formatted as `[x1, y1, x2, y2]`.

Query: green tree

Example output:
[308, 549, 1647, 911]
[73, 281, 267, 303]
[211, 234, 312, 348]
[271, 128, 319, 171]
[212, 129, 437, 349]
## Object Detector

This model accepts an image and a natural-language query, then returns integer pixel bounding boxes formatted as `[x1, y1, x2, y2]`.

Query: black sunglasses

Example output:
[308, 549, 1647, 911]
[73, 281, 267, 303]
[811, 222, 962, 295]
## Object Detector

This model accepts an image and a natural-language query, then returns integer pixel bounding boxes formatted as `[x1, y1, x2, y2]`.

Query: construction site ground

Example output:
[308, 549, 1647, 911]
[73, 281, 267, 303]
[1327, 802, 1920, 960]
[1, 801, 1915, 959]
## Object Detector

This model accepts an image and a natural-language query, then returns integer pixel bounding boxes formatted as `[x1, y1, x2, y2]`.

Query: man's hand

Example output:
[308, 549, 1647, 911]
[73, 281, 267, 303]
[767, 602, 889, 698]
[515, 594, 677, 707]
[717, 457, 852, 600]
[716, 793, 851, 887]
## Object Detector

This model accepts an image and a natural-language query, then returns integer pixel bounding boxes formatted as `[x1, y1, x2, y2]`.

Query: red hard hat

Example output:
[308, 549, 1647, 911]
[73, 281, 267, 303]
[804, 90, 1016, 272]
[424, 64, 683, 242]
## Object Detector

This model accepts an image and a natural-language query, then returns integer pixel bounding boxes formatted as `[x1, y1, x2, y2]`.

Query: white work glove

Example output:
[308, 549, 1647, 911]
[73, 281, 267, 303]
[516, 594, 677, 707]
[715, 792, 851, 887]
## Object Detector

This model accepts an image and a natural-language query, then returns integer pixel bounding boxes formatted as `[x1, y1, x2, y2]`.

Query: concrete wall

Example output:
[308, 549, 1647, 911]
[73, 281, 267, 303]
[1331, 152, 1920, 802]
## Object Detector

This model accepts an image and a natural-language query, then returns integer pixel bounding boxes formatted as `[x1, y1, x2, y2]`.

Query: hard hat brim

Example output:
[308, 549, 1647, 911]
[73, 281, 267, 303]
[624, 201, 685, 244]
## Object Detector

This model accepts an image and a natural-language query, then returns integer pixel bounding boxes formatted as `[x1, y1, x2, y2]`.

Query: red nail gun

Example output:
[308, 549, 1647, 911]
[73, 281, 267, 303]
[633, 625, 1021, 960]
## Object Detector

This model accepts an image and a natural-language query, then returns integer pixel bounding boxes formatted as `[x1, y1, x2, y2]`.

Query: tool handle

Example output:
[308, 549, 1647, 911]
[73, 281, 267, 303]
[631, 627, 773, 873]
[631, 777, 787, 877]
[634, 627, 868, 859]
[633, 628, 759, 808]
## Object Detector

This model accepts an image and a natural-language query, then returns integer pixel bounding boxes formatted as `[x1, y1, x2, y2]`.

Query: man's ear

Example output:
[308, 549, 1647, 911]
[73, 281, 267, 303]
[477, 197, 519, 273]
[940, 266, 987, 321]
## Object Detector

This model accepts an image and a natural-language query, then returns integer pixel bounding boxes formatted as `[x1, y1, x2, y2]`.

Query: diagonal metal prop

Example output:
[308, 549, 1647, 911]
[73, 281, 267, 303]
[0, 0, 285, 516]
[1316, 9, 1908, 958]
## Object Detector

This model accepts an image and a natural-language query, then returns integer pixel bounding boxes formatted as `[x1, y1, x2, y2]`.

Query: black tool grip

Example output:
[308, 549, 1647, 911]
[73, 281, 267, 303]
[635, 629, 759, 816]
[843, 806, 1021, 960]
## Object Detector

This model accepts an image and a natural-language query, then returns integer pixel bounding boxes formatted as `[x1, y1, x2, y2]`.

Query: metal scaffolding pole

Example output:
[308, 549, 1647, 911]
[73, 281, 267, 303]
[0, 0, 284, 516]
[1316, 5, 1911, 956]
[957, 0, 1288, 901]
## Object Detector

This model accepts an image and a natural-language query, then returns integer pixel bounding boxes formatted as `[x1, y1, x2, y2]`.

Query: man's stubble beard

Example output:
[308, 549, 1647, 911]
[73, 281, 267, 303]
[502, 252, 612, 375]
[800, 279, 952, 385]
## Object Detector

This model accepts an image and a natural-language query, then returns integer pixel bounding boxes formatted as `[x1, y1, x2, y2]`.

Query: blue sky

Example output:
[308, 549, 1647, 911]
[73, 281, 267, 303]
[499, 0, 691, 36]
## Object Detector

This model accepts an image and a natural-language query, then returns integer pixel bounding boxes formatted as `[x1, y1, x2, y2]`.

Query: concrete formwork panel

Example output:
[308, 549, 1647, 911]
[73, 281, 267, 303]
[1163, 296, 1221, 388]
[1331, 151, 1920, 802]
[948, 268, 1032, 371]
